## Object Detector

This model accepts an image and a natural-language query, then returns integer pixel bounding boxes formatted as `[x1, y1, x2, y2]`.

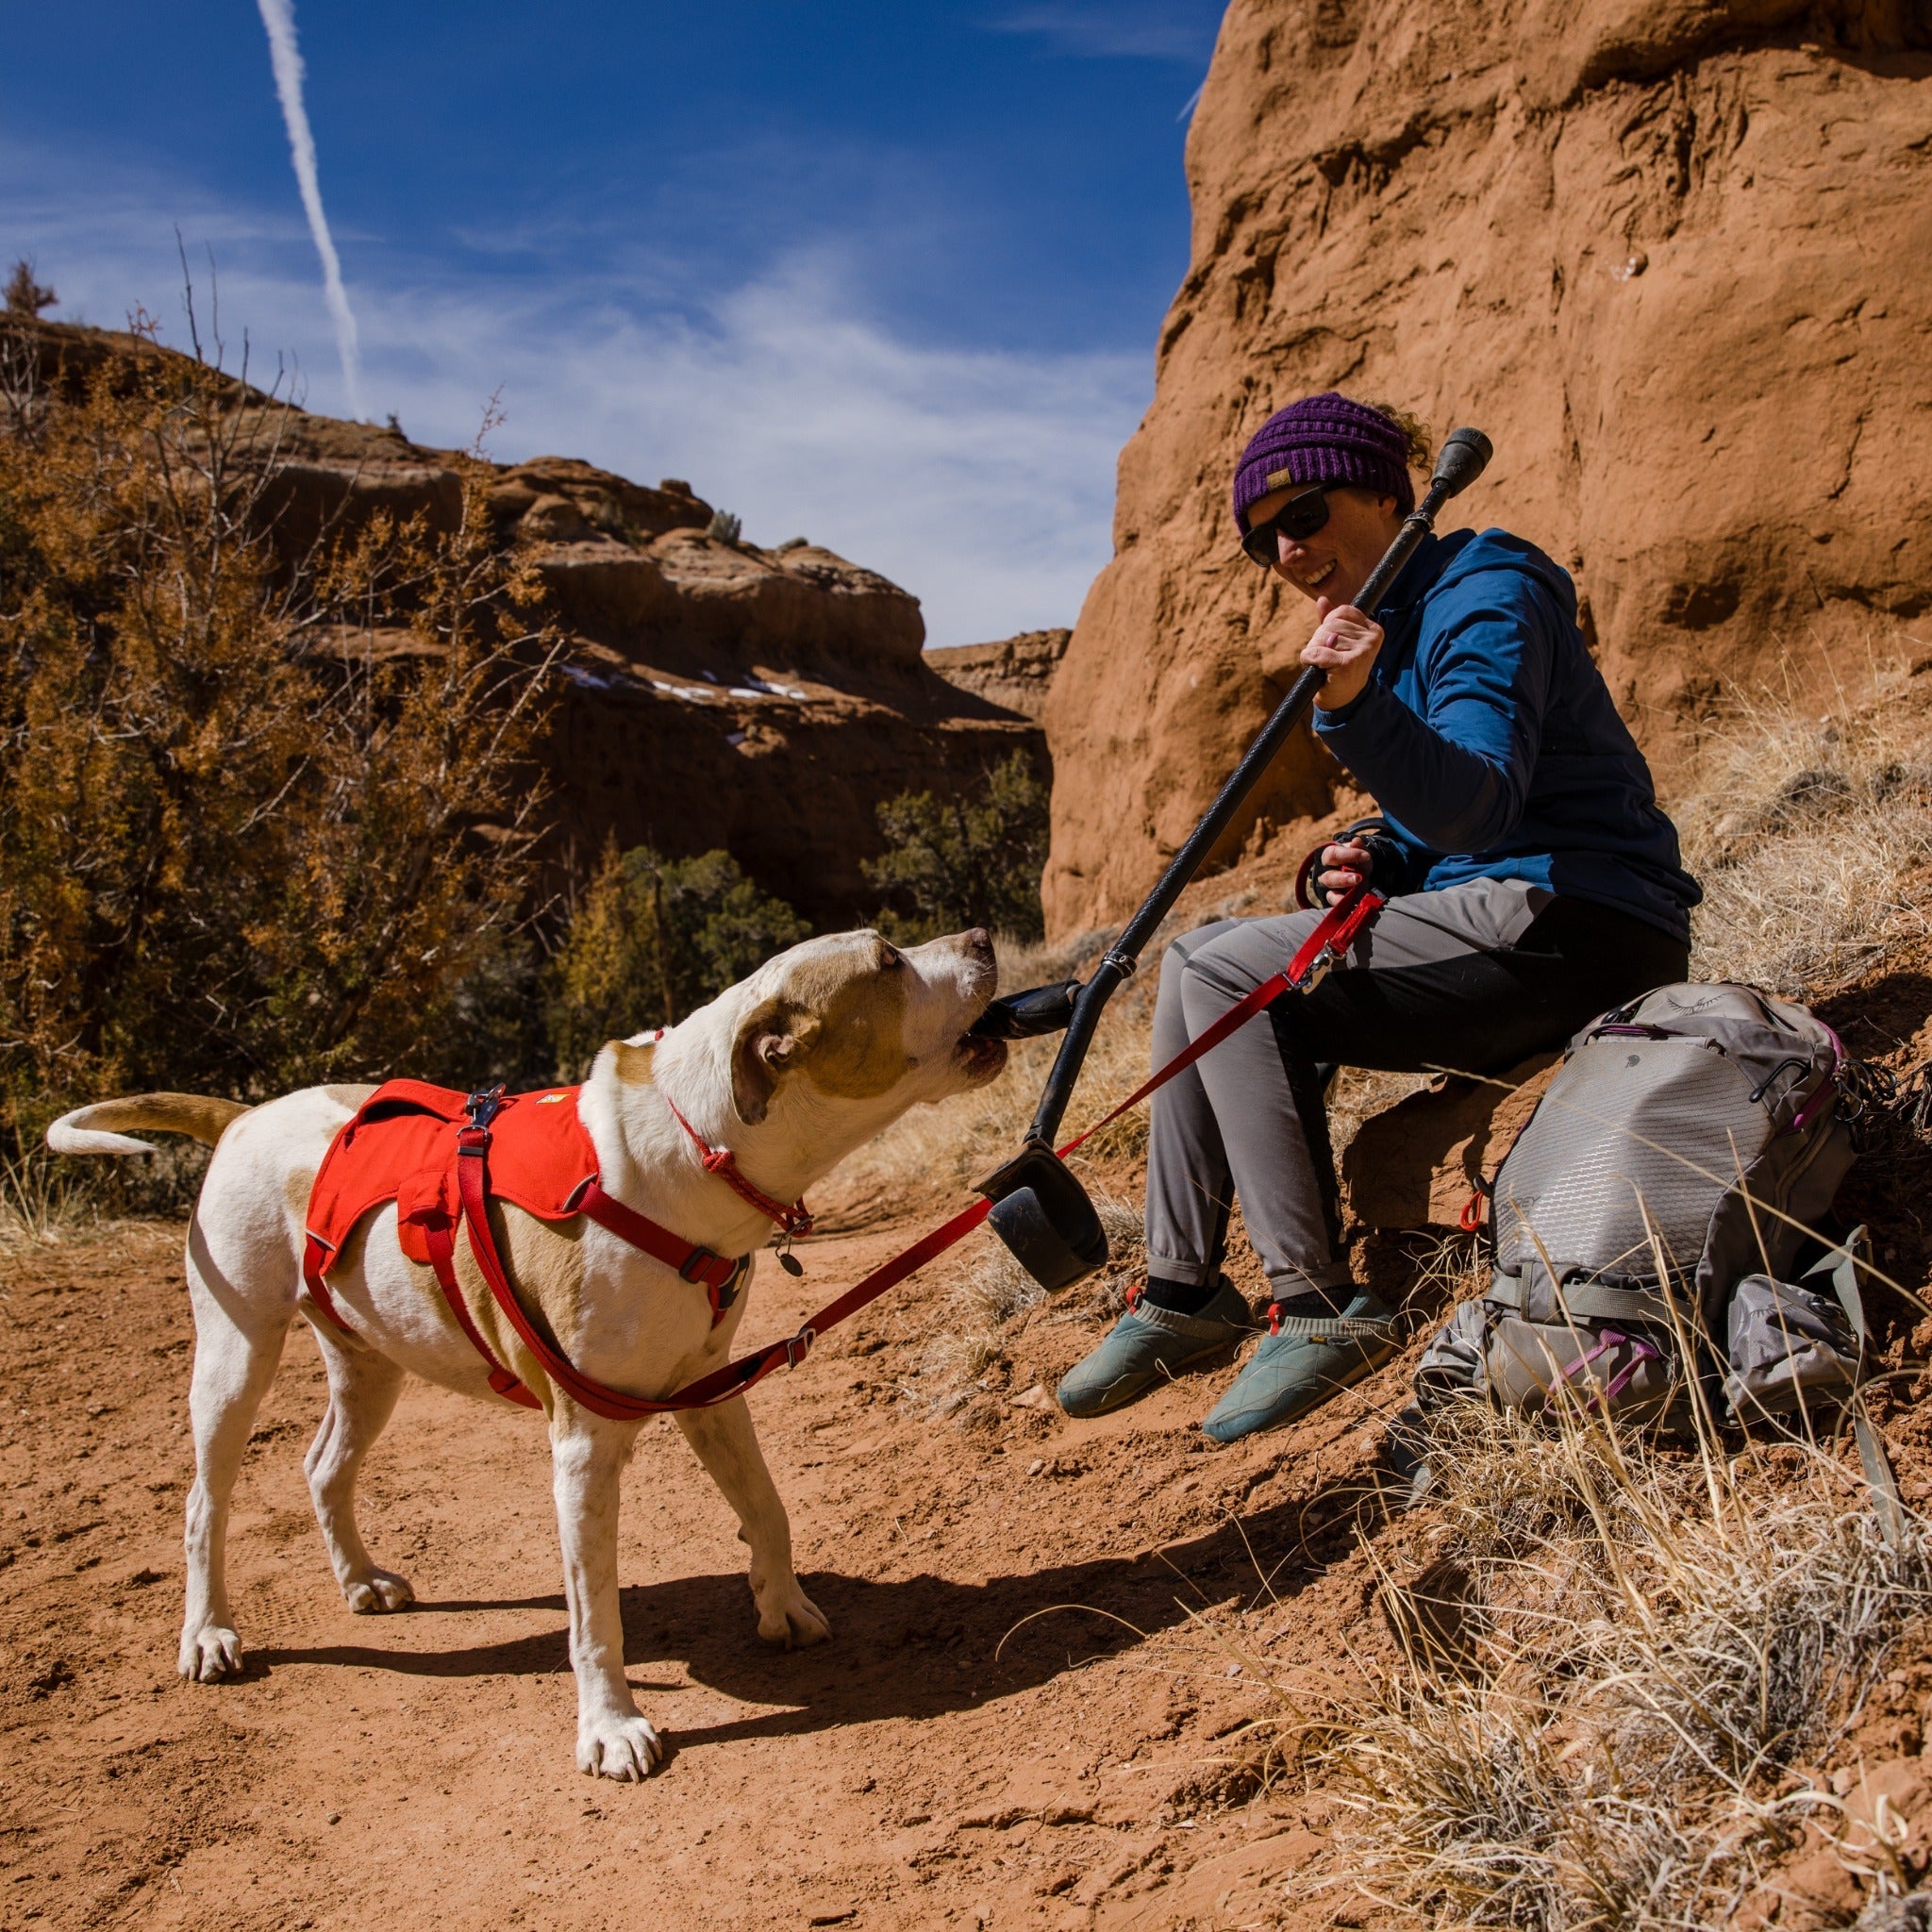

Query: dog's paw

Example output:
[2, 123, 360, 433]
[576, 1714, 662, 1782]
[755, 1582, 831, 1650]
[178, 1625, 243, 1682]
[343, 1568, 415, 1615]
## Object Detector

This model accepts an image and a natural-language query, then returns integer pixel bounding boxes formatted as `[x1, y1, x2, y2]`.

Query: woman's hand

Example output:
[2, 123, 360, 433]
[1316, 840, 1374, 906]
[1301, 596, 1383, 710]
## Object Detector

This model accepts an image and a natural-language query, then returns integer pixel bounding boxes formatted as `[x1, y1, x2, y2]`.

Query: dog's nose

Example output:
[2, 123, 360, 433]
[964, 927, 993, 958]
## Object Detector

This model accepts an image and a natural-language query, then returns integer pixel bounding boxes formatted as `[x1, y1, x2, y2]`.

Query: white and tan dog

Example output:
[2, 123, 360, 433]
[49, 926, 1005, 1779]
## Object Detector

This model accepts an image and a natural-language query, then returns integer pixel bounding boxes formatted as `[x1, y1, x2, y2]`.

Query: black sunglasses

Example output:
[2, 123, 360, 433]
[1240, 486, 1330, 567]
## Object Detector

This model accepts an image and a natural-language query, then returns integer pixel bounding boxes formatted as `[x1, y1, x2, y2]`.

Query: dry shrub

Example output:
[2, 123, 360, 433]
[1676, 654, 1932, 994]
[545, 838, 808, 1077]
[1313, 1400, 1932, 1930]
[863, 749, 1051, 943]
[0, 309, 561, 1144]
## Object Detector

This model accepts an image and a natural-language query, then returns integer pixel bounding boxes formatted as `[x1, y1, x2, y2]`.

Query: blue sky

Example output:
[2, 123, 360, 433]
[4, 3, 1224, 646]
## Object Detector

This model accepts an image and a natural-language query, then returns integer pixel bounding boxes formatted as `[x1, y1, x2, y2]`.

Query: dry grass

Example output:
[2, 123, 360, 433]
[1676, 652, 1932, 994]
[0, 1144, 86, 1245]
[0, 1138, 208, 1246]
[837, 998, 1158, 1208]
[1209, 1393, 1932, 1930]
[907, 1191, 1146, 1413]
[1328, 1064, 1434, 1152]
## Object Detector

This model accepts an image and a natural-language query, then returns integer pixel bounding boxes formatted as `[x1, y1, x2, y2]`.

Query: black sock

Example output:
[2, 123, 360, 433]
[1269, 1286, 1346, 1322]
[1138, 1274, 1221, 1317]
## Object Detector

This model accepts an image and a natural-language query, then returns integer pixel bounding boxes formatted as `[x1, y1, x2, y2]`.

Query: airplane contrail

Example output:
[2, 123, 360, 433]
[256, 0, 368, 420]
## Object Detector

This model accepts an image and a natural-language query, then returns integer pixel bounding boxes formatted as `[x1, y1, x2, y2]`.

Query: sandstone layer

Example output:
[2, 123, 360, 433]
[15, 320, 1041, 930]
[924, 629, 1071, 723]
[1044, 0, 1932, 938]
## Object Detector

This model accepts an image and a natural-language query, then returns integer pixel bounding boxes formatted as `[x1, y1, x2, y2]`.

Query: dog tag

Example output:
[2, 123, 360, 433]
[777, 1251, 805, 1277]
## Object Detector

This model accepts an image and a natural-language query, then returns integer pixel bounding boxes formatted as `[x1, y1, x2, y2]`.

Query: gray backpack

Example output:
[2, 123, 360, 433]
[1415, 983, 1866, 1433]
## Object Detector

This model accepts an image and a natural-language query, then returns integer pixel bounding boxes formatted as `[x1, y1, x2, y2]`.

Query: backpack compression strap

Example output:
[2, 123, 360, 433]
[1485, 1275, 1677, 1324]
[1815, 1226, 1906, 1550]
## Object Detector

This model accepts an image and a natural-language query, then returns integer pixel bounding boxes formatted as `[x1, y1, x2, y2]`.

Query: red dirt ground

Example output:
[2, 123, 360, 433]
[0, 1210, 1457, 1932]
[5, 942, 1929, 1931]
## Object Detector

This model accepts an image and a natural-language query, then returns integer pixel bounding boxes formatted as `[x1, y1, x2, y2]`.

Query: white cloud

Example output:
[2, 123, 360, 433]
[987, 3, 1216, 62]
[2, 144, 1146, 649]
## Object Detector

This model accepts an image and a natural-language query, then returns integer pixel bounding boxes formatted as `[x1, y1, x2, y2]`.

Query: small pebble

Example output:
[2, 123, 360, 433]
[325, 1811, 341, 1825]
[1027, 1458, 1045, 1475]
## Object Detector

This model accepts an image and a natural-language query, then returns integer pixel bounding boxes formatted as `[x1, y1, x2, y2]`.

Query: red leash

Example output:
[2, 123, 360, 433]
[416, 887, 1383, 1420]
[1046, 884, 1384, 1165]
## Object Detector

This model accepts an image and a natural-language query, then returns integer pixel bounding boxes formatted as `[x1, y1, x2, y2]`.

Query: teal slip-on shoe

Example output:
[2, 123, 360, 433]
[1201, 1292, 1400, 1444]
[1056, 1276, 1257, 1420]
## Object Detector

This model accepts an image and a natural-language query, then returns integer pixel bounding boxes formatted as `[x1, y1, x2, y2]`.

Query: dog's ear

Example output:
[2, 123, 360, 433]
[730, 1002, 816, 1124]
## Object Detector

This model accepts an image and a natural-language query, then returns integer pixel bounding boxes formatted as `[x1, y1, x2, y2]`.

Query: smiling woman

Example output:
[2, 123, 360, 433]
[1054, 390, 1703, 1445]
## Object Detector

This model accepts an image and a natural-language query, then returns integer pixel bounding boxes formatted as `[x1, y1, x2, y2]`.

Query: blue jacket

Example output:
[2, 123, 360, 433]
[1311, 527, 1699, 941]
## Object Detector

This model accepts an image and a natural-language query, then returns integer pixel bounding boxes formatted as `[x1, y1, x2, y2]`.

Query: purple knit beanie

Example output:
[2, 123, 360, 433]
[1231, 392, 1415, 534]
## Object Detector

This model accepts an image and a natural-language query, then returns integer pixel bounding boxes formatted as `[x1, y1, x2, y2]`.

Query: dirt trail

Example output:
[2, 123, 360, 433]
[0, 1216, 1424, 1932]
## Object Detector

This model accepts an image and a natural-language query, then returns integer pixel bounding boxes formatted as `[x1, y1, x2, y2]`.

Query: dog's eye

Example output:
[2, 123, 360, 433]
[878, 943, 903, 970]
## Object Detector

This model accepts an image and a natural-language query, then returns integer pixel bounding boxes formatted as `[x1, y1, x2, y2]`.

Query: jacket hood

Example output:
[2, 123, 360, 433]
[1422, 526, 1579, 626]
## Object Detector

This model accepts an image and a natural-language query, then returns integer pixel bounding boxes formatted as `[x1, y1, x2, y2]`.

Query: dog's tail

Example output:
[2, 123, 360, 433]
[46, 1094, 251, 1158]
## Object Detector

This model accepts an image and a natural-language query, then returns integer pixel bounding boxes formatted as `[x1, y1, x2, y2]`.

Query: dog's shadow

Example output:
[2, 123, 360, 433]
[252, 1463, 1397, 1745]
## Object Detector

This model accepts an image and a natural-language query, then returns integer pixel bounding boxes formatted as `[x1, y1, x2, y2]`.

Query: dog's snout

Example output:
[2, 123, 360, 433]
[964, 927, 993, 960]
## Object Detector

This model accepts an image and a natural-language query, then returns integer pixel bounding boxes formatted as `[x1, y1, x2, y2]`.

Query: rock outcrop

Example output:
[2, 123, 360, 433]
[925, 629, 1071, 724]
[535, 527, 1041, 928]
[1341, 1057, 1558, 1231]
[260, 413, 1042, 929]
[1043, 0, 1932, 938]
[13, 320, 1041, 930]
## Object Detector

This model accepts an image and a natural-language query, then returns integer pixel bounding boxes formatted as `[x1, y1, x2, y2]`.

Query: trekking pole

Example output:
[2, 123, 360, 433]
[971, 426, 1492, 1291]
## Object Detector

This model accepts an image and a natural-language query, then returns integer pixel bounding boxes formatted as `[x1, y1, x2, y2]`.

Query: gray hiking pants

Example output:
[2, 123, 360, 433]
[1144, 879, 1688, 1298]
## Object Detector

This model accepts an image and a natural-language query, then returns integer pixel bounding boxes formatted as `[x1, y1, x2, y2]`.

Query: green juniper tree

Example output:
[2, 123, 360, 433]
[545, 840, 808, 1076]
[862, 752, 1050, 943]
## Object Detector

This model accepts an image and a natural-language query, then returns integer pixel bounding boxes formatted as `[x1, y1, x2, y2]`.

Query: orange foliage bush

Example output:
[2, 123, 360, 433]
[0, 315, 561, 1132]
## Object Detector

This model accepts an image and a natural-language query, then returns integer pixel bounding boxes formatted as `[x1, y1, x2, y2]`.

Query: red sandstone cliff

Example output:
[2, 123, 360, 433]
[1043, 0, 1932, 938]
[256, 402, 1043, 928]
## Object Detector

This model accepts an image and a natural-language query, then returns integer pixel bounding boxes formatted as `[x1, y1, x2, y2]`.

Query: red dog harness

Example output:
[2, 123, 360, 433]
[302, 1079, 767, 1415]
